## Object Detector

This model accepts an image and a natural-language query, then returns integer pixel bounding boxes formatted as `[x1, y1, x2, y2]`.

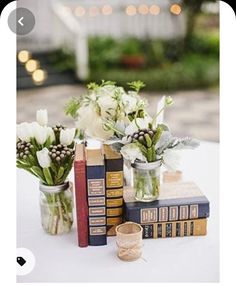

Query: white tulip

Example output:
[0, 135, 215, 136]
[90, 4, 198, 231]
[34, 125, 48, 145]
[60, 128, 75, 146]
[46, 127, 55, 143]
[36, 109, 48, 126]
[36, 148, 51, 168]
[17, 122, 33, 142]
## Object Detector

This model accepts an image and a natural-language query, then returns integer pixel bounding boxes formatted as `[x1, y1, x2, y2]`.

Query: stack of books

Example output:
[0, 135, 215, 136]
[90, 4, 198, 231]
[74, 143, 124, 247]
[123, 182, 210, 239]
[74, 142, 210, 246]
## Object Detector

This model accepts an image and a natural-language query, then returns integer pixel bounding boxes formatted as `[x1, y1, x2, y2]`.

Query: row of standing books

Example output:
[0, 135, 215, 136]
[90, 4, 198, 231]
[74, 143, 210, 247]
[74, 143, 124, 247]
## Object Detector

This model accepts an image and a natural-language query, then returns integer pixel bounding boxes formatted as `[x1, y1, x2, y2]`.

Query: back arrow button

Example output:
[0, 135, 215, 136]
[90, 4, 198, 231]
[18, 17, 24, 27]
[8, 8, 35, 35]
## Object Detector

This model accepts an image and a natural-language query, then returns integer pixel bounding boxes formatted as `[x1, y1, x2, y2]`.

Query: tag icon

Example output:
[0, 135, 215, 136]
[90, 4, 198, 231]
[17, 256, 26, 267]
[17, 248, 35, 276]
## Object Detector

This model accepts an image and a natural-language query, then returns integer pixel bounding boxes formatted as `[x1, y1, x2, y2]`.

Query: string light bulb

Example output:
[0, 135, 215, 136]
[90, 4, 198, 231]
[149, 5, 160, 15]
[170, 4, 182, 15]
[138, 4, 149, 15]
[102, 5, 112, 15]
[18, 50, 31, 63]
[75, 6, 85, 17]
[25, 59, 39, 73]
[126, 5, 137, 16]
[32, 69, 46, 85]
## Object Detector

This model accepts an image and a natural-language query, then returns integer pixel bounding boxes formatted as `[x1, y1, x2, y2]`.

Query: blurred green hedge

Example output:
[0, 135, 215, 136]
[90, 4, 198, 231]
[88, 33, 219, 90]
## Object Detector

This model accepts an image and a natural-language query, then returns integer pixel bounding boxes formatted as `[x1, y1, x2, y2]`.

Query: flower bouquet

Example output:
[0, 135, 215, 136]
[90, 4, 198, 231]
[108, 96, 199, 201]
[65, 80, 147, 141]
[16, 110, 76, 234]
[65, 80, 199, 202]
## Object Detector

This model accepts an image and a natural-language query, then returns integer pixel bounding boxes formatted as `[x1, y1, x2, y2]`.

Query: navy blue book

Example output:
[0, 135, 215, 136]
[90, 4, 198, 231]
[86, 148, 107, 246]
[124, 182, 210, 224]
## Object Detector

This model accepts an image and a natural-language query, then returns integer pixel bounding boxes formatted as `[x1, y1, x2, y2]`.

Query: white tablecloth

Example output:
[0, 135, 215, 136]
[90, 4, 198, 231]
[17, 141, 219, 282]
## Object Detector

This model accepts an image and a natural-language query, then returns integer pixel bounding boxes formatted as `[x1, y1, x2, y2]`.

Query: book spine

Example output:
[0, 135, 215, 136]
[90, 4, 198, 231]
[142, 218, 207, 239]
[105, 158, 124, 236]
[74, 160, 88, 247]
[87, 165, 107, 246]
[125, 202, 209, 224]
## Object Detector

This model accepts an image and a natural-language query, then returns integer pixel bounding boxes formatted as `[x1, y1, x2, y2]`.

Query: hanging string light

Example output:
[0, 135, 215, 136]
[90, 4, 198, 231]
[138, 4, 149, 15]
[126, 5, 137, 16]
[149, 5, 161, 15]
[75, 6, 86, 17]
[170, 4, 182, 15]
[102, 5, 112, 16]
[18, 50, 31, 63]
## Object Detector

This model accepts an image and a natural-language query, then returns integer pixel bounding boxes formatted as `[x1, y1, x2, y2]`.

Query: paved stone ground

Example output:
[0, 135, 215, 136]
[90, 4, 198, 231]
[17, 85, 219, 142]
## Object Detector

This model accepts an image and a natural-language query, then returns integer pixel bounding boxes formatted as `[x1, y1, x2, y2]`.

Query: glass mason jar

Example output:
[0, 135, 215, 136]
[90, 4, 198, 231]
[132, 161, 161, 202]
[39, 181, 73, 235]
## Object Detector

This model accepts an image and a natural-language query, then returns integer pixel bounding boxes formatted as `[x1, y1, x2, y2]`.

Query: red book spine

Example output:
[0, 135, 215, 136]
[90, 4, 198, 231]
[74, 160, 88, 247]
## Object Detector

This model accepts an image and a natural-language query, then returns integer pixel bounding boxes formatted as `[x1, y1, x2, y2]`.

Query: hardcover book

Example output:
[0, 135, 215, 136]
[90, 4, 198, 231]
[74, 143, 88, 247]
[86, 148, 107, 246]
[124, 182, 210, 223]
[103, 145, 124, 236]
[142, 218, 207, 239]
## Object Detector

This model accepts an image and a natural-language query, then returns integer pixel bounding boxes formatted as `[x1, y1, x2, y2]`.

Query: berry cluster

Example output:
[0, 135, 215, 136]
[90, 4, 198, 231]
[131, 128, 157, 145]
[52, 124, 65, 133]
[16, 140, 33, 160]
[49, 144, 74, 163]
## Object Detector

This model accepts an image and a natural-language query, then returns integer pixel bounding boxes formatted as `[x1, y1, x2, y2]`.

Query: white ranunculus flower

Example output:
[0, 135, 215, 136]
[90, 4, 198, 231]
[163, 149, 180, 171]
[36, 109, 48, 126]
[122, 93, 138, 114]
[36, 148, 51, 168]
[76, 104, 96, 131]
[89, 118, 114, 141]
[17, 122, 33, 142]
[34, 125, 48, 145]
[120, 143, 146, 163]
[60, 128, 76, 146]
[46, 127, 55, 143]
[97, 95, 118, 119]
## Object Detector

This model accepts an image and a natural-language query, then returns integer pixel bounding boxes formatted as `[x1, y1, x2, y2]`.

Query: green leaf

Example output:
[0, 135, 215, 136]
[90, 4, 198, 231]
[57, 167, 65, 179]
[127, 81, 145, 93]
[50, 162, 57, 175]
[28, 154, 38, 166]
[153, 127, 163, 145]
[44, 136, 51, 148]
[144, 134, 152, 148]
[31, 166, 46, 182]
[65, 97, 80, 118]
[43, 168, 54, 185]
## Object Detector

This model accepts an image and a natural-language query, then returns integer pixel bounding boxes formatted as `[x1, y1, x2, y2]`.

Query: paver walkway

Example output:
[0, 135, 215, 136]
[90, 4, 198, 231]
[17, 85, 219, 142]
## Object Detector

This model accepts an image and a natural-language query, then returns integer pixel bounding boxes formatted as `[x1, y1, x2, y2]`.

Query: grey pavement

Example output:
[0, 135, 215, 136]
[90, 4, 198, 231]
[17, 85, 219, 142]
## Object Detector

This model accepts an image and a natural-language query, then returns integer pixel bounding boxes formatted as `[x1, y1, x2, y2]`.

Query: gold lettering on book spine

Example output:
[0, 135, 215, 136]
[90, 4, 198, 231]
[106, 171, 123, 188]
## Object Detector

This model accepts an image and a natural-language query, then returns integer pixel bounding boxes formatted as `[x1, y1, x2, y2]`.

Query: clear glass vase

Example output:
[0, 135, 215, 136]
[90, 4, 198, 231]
[39, 181, 73, 235]
[132, 161, 161, 202]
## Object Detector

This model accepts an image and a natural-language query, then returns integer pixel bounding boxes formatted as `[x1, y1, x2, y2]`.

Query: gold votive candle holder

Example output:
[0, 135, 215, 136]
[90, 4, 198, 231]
[115, 222, 143, 262]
